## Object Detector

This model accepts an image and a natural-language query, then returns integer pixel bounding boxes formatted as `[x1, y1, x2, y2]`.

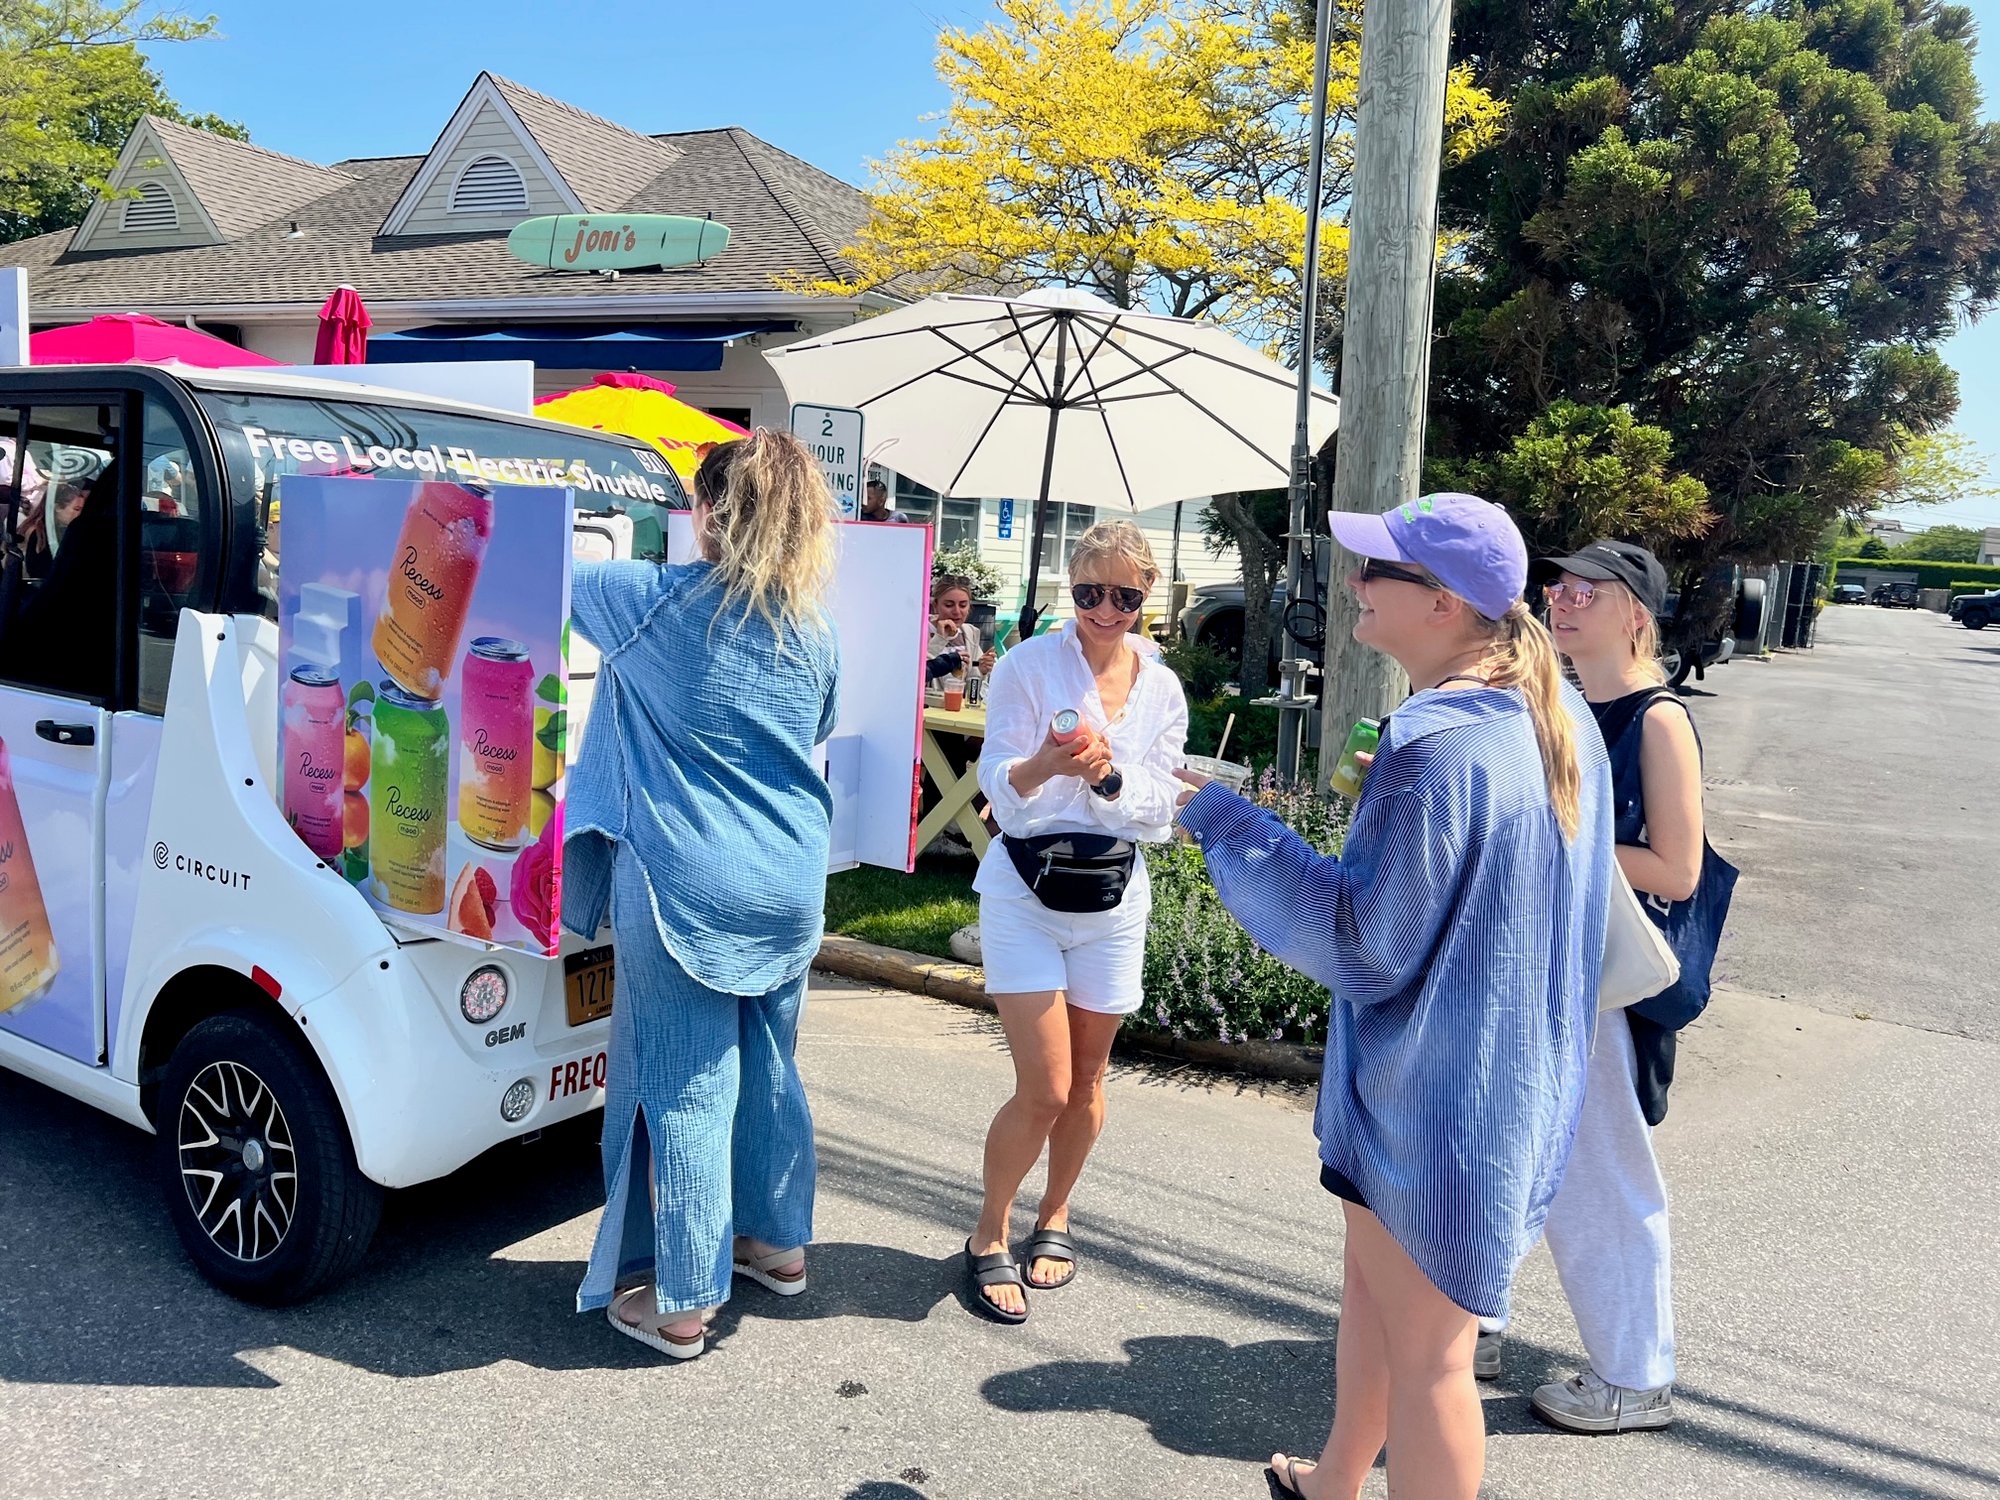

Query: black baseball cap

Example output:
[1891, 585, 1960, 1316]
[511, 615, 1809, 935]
[1538, 540, 1669, 617]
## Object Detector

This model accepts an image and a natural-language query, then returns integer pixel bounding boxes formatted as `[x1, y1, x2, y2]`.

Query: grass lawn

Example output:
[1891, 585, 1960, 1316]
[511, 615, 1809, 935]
[824, 860, 978, 960]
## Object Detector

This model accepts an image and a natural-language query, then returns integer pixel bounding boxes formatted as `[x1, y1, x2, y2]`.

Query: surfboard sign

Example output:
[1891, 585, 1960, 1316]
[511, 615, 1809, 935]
[506, 215, 731, 273]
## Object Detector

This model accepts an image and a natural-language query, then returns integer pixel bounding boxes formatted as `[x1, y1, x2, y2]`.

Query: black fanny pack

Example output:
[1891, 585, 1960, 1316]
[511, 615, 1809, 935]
[1003, 832, 1137, 914]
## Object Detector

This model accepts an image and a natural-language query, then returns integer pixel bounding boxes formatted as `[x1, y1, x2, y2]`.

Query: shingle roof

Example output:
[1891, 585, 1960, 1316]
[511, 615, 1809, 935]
[145, 115, 356, 239]
[1, 116, 872, 312]
[488, 75, 681, 213]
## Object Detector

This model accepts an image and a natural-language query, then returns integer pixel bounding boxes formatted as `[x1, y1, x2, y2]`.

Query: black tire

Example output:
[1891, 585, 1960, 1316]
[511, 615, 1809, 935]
[1735, 576, 1767, 641]
[157, 1011, 382, 1305]
[1663, 647, 1692, 689]
[1964, 607, 1990, 630]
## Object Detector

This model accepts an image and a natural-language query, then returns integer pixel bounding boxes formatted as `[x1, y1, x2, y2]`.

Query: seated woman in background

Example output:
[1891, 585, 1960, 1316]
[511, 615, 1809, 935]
[926, 575, 996, 684]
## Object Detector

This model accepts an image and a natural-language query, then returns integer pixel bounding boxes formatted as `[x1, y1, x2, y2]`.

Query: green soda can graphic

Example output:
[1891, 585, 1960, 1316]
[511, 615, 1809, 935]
[368, 682, 449, 914]
[1327, 717, 1380, 801]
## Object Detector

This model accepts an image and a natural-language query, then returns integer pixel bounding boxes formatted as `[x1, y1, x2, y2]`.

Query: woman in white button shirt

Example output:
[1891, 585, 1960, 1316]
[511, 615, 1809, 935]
[963, 520, 1187, 1323]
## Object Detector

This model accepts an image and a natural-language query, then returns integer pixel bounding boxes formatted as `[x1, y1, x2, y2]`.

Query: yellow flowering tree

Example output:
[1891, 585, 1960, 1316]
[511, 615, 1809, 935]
[821, 0, 1501, 335]
[819, 0, 1502, 687]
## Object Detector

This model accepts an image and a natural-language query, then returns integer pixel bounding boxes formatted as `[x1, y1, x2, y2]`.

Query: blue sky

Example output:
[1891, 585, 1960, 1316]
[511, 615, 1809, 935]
[144, 0, 2000, 526]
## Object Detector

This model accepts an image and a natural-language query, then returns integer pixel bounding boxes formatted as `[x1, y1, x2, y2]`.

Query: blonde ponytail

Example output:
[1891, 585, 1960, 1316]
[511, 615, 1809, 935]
[1479, 601, 1582, 840]
[693, 431, 835, 646]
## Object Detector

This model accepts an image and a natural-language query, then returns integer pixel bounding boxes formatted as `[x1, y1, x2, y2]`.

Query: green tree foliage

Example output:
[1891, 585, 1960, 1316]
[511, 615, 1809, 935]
[1886, 521, 1985, 562]
[1426, 1, 2000, 599]
[1431, 399, 1715, 556]
[0, 3, 241, 243]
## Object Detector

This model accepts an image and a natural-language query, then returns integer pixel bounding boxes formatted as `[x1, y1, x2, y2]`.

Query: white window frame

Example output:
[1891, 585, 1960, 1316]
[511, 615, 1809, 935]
[1036, 501, 1100, 573]
[121, 182, 179, 233]
[888, 475, 980, 552]
[448, 154, 529, 215]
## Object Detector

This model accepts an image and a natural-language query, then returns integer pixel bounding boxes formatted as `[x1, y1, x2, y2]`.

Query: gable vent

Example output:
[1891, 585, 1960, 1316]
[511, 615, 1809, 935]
[449, 154, 528, 214]
[121, 182, 179, 233]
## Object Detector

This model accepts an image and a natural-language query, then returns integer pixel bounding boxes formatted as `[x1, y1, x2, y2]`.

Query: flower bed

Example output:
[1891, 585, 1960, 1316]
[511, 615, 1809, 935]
[1140, 773, 1348, 1047]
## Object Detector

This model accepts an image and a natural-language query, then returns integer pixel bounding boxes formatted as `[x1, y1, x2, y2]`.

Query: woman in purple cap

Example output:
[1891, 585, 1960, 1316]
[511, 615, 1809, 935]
[1174, 493, 1616, 1499]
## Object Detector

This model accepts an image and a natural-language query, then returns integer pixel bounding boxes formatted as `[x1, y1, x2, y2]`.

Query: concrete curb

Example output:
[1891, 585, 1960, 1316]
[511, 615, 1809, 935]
[813, 934, 1324, 1083]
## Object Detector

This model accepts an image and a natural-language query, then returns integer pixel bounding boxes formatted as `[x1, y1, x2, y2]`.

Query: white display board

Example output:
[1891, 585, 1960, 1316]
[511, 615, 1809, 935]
[0, 268, 27, 368]
[268, 360, 536, 414]
[791, 404, 865, 519]
[667, 513, 928, 872]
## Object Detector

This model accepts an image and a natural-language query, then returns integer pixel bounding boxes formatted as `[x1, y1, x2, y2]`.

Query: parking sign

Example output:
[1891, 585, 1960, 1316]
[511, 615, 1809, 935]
[791, 404, 865, 518]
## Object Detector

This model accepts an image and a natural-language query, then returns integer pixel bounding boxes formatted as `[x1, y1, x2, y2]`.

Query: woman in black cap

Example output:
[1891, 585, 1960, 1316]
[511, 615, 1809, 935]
[1511, 538, 1705, 1434]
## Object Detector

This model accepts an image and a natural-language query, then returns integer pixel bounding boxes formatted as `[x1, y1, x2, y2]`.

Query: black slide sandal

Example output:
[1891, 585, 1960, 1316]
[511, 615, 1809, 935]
[1022, 1227, 1079, 1290]
[964, 1240, 1031, 1324]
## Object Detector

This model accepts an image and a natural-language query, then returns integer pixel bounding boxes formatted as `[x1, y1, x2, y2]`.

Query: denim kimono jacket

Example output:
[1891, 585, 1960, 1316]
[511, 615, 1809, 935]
[562, 559, 839, 995]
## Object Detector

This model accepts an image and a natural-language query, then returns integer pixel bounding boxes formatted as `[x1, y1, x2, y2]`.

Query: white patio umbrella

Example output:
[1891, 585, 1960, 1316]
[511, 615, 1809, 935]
[766, 288, 1339, 642]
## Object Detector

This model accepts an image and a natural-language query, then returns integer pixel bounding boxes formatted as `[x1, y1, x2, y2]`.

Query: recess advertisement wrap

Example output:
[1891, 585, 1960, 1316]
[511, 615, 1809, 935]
[276, 475, 571, 956]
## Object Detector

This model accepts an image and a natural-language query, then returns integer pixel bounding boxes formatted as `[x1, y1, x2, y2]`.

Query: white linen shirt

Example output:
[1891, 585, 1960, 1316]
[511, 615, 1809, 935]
[973, 622, 1189, 902]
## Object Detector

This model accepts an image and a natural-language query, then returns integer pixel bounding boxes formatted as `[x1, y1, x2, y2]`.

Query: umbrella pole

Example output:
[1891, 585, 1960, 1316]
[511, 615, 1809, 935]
[1016, 315, 1071, 647]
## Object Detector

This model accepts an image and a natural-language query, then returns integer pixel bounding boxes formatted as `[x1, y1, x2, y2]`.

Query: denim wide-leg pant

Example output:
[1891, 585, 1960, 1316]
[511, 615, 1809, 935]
[576, 855, 817, 1317]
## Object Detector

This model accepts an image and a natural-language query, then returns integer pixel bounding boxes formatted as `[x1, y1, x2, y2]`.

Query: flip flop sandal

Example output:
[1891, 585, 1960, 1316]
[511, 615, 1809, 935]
[733, 1243, 808, 1297]
[1267, 1454, 1315, 1497]
[1022, 1226, 1079, 1290]
[606, 1286, 707, 1361]
[964, 1239, 1030, 1325]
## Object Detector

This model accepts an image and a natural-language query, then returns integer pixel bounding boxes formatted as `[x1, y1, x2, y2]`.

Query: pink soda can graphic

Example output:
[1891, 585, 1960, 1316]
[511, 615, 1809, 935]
[281, 664, 346, 860]
[0, 735, 60, 1014]
[371, 481, 494, 700]
[458, 636, 535, 850]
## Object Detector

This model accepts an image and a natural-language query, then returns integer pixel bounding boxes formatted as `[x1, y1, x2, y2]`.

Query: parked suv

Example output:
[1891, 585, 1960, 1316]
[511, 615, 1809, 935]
[1872, 582, 1921, 608]
[1951, 588, 1997, 629]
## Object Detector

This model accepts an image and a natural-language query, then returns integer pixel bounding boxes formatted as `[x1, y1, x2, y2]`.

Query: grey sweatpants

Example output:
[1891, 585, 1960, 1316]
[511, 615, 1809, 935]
[1540, 1010, 1677, 1390]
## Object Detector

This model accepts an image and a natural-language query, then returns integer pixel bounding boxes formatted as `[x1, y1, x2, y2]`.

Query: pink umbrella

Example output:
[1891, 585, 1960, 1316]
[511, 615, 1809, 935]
[29, 313, 279, 368]
[314, 286, 371, 365]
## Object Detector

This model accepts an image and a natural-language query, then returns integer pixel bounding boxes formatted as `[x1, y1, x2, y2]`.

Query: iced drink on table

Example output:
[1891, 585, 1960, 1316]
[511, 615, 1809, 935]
[459, 637, 534, 850]
[282, 665, 346, 860]
[371, 482, 494, 700]
[369, 683, 449, 914]
[0, 736, 59, 1014]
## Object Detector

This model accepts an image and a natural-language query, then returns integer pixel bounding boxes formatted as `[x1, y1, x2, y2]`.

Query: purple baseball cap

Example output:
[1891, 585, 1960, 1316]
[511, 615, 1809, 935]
[1327, 492, 1528, 621]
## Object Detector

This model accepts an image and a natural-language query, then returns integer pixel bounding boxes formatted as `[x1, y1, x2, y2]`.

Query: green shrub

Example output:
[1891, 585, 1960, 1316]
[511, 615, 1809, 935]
[931, 543, 1007, 603]
[1137, 774, 1347, 1046]
[1949, 580, 1996, 598]
[1160, 637, 1235, 699]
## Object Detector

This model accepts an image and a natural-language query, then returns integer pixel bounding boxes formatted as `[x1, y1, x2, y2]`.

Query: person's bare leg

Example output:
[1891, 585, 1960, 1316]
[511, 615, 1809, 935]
[1346, 1205, 1484, 1497]
[970, 990, 1072, 1315]
[1270, 1209, 1389, 1500]
[1028, 1003, 1122, 1285]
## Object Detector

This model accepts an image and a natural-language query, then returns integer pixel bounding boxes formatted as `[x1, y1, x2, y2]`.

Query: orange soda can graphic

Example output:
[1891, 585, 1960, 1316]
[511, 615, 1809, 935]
[0, 736, 60, 1014]
[371, 482, 494, 700]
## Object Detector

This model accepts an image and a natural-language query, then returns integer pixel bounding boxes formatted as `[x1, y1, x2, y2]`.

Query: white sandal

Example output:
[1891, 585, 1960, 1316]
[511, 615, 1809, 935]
[606, 1286, 709, 1360]
[732, 1241, 808, 1297]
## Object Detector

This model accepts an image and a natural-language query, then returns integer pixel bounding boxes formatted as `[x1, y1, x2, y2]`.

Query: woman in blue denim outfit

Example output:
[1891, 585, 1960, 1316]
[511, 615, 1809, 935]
[563, 431, 839, 1361]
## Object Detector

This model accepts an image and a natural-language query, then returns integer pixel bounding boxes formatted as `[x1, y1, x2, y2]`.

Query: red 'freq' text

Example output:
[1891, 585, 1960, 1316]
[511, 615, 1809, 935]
[549, 1052, 607, 1101]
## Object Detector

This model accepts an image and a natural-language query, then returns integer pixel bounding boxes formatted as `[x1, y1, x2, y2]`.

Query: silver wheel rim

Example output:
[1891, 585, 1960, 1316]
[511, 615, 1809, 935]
[178, 1060, 298, 1263]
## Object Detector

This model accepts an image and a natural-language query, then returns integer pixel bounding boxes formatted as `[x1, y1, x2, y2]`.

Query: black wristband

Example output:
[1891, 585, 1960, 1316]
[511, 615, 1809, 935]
[1088, 769, 1124, 800]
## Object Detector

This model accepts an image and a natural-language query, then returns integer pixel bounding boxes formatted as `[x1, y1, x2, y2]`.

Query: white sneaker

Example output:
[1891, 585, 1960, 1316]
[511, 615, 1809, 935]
[1531, 1370, 1674, 1433]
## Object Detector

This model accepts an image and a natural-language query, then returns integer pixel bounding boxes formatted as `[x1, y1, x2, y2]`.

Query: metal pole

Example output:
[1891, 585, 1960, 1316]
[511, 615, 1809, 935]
[1016, 313, 1071, 647]
[1271, 0, 1336, 784]
[1167, 499, 1185, 641]
[1316, 0, 1455, 788]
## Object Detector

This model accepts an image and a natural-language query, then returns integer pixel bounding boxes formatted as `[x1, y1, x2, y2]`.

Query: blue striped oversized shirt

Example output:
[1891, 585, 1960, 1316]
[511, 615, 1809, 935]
[1178, 684, 1614, 1317]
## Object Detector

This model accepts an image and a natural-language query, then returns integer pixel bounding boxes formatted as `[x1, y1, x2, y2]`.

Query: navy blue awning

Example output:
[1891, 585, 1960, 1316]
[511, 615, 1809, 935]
[366, 321, 795, 371]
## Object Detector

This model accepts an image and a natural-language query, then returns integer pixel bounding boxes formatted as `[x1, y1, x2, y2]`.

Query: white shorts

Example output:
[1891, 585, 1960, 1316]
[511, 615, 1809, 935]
[978, 888, 1148, 1015]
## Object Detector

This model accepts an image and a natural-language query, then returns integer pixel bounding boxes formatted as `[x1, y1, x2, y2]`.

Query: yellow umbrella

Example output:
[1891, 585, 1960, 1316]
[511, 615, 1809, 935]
[534, 372, 748, 485]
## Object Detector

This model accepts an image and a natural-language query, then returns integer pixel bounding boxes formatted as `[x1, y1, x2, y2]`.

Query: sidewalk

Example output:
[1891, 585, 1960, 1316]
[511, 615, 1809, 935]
[5, 973, 1993, 1499]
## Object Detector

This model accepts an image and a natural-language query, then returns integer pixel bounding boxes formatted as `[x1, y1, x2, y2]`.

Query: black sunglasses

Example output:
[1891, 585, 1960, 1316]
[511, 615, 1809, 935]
[1072, 582, 1148, 614]
[1356, 558, 1439, 589]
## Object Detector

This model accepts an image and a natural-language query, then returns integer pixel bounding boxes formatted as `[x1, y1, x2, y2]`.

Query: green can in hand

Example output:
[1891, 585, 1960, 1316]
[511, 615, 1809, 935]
[1328, 717, 1380, 801]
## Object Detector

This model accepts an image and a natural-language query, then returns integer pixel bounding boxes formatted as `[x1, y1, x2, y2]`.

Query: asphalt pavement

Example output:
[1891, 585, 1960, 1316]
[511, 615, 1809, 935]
[2, 602, 1994, 1499]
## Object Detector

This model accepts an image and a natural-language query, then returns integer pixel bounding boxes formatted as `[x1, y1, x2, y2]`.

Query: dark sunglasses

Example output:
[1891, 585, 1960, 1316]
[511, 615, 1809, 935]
[1356, 558, 1439, 589]
[1072, 582, 1148, 614]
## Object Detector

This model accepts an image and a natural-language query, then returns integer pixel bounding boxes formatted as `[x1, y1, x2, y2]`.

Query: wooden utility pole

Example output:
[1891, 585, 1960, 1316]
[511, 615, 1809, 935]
[1317, 0, 1455, 785]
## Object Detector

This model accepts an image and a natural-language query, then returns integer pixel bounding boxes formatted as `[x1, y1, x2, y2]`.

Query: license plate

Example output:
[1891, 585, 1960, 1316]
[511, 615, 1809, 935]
[564, 946, 615, 1026]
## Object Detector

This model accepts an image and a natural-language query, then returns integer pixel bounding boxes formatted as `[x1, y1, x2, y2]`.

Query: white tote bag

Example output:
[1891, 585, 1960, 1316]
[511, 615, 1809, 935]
[1599, 869, 1680, 1011]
